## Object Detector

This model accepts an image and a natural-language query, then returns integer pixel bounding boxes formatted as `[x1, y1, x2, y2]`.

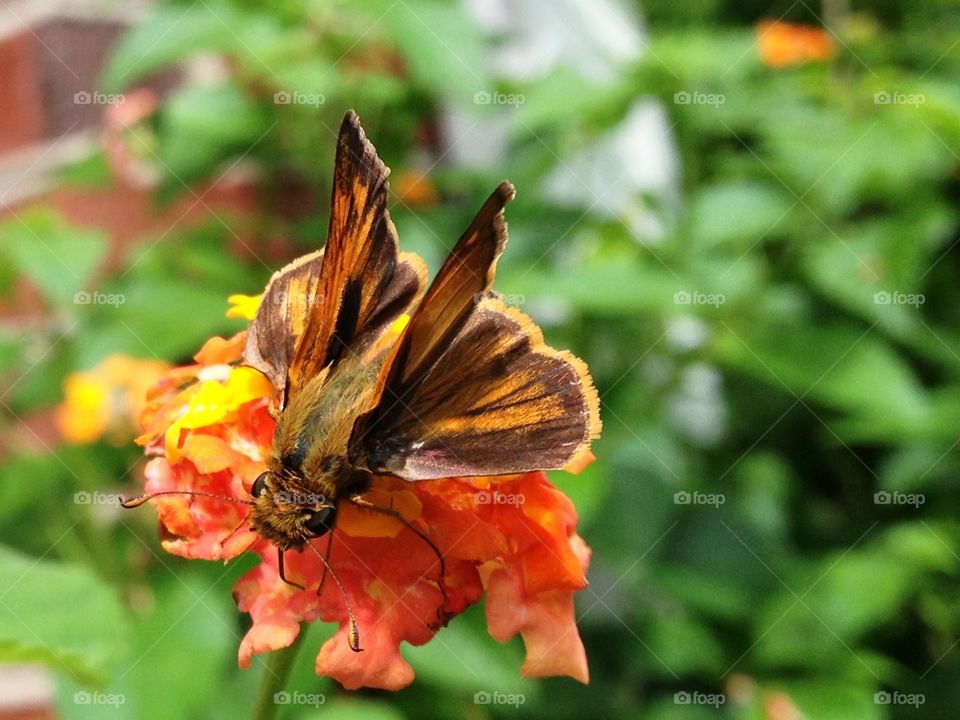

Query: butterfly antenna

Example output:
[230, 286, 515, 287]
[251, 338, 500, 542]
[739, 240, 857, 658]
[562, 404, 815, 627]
[317, 531, 335, 598]
[308, 540, 362, 653]
[120, 490, 254, 508]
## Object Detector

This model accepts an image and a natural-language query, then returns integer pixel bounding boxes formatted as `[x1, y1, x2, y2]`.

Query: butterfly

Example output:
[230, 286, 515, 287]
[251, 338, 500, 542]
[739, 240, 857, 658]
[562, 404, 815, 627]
[127, 110, 600, 651]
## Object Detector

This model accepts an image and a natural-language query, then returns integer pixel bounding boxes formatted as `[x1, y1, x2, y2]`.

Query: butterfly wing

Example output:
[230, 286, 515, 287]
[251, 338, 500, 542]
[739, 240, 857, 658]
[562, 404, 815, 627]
[351, 182, 601, 479]
[244, 111, 426, 404]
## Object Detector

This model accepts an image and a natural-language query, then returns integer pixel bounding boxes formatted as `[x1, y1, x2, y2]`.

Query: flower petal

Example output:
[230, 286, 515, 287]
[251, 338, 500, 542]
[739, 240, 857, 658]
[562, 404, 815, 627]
[485, 562, 590, 683]
[227, 294, 262, 321]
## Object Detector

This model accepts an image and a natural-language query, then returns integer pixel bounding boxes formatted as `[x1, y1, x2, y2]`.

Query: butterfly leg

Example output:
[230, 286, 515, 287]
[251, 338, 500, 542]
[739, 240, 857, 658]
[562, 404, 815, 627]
[346, 495, 449, 626]
[277, 548, 305, 590]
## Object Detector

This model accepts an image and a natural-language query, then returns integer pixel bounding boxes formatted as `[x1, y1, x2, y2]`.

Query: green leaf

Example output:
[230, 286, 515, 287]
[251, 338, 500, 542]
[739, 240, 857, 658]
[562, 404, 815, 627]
[645, 614, 725, 676]
[406, 605, 534, 695]
[0, 209, 106, 305]
[0, 543, 129, 686]
[157, 83, 268, 190]
[378, 0, 487, 97]
[102, 2, 240, 91]
[687, 181, 794, 251]
[122, 569, 240, 720]
[716, 322, 929, 438]
[305, 699, 406, 720]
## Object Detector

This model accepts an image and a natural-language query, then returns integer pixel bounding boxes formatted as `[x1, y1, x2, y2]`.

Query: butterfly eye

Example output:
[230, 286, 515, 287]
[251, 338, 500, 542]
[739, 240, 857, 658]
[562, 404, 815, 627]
[303, 506, 336, 537]
[251, 472, 269, 498]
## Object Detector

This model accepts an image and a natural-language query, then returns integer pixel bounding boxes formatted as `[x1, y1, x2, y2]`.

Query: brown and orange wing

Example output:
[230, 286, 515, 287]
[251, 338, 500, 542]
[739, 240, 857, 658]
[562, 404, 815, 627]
[350, 183, 600, 479]
[243, 111, 425, 404]
[243, 249, 325, 397]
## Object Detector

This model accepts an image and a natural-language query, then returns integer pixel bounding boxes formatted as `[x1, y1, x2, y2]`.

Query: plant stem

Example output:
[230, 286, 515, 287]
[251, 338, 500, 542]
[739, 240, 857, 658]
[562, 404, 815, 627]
[249, 628, 306, 720]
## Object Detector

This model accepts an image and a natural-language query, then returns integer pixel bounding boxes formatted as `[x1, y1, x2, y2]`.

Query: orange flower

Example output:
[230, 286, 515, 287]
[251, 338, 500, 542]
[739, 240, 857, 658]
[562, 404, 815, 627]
[56, 354, 170, 444]
[393, 170, 439, 208]
[132, 299, 592, 690]
[756, 20, 836, 68]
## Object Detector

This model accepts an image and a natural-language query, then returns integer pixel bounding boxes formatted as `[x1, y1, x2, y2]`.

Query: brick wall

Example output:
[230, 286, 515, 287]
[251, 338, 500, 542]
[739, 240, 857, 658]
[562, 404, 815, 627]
[0, 0, 259, 278]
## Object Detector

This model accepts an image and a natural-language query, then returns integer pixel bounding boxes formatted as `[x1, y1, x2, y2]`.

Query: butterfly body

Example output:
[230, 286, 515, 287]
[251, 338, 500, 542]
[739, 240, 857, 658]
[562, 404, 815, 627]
[249, 352, 384, 551]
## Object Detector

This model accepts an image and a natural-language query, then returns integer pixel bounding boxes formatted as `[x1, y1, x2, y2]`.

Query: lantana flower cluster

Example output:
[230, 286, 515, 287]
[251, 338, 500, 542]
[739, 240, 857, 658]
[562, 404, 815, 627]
[130, 296, 592, 690]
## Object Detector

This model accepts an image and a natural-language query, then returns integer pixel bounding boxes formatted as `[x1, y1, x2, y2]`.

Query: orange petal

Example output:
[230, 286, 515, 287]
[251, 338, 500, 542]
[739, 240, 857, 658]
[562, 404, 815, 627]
[485, 563, 590, 684]
[194, 332, 247, 365]
[337, 486, 422, 538]
[563, 447, 595, 474]
[756, 20, 836, 68]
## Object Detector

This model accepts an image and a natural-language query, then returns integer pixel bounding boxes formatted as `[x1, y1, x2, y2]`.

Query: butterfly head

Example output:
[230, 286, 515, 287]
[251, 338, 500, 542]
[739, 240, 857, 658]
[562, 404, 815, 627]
[248, 469, 337, 551]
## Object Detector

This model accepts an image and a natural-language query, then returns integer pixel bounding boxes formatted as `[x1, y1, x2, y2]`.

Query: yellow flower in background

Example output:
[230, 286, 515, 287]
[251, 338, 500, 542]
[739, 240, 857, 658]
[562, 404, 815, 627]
[56, 354, 170, 444]
[226, 294, 262, 321]
[756, 20, 837, 68]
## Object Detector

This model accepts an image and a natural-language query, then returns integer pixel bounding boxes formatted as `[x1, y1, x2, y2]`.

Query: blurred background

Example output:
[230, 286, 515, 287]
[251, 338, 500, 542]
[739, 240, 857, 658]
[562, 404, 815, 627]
[1, 0, 959, 718]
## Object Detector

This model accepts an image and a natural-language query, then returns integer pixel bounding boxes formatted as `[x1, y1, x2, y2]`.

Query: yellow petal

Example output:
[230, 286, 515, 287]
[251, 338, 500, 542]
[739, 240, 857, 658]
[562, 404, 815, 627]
[165, 367, 273, 462]
[227, 294, 262, 320]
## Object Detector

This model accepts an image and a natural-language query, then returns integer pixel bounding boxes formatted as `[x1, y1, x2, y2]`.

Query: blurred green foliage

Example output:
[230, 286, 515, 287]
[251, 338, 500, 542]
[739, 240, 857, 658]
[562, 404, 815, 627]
[2, 0, 960, 718]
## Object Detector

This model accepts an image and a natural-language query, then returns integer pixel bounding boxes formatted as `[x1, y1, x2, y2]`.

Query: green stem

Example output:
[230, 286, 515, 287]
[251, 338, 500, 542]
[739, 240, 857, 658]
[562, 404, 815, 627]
[249, 627, 306, 720]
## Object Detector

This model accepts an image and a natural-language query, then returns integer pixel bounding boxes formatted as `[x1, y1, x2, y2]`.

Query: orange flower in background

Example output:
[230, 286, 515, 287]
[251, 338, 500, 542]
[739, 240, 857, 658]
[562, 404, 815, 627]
[57, 354, 169, 444]
[393, 169, 439, 208]
[132, 298, 592, 690]
[102, 87, 161, 188]
[756, 20, 837, 68]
